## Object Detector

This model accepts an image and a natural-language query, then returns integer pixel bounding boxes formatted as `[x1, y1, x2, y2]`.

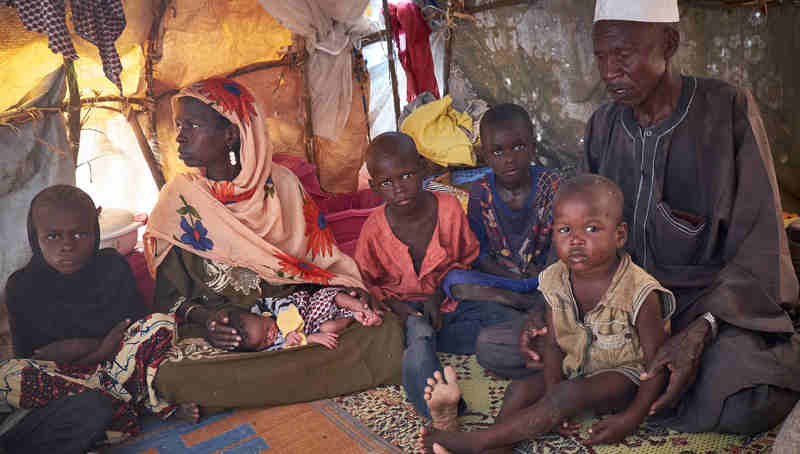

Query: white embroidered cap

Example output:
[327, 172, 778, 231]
[594, 0, 679, 23]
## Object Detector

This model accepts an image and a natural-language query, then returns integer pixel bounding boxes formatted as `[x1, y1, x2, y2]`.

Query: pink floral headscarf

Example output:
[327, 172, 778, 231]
[144, 78, 363, 288]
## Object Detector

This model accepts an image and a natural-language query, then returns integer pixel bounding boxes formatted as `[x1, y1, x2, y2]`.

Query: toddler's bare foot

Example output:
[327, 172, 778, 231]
[424, 366, 461, 431]
[419, 426, 480, 454]
[174, 403, 200, 423]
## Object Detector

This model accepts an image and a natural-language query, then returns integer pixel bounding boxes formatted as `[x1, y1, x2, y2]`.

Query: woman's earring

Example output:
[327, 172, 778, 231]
[228, 144, 237, 166]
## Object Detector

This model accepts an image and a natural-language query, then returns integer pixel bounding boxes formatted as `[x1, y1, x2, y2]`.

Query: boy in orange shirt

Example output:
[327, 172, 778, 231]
[355, 132, 519, 428]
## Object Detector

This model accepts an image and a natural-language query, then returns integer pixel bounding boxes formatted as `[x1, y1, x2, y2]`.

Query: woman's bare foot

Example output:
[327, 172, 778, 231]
[424, 366, 461, 431]
[174, 403, 200, 423]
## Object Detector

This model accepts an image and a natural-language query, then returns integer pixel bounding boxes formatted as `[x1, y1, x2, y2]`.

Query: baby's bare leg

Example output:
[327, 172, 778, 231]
[319, 318, 353, 333]
[422, 372, 636, 453]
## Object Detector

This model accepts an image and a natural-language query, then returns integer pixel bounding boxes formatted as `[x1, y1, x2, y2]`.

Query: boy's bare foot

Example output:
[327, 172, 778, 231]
[174, 403, 200, 423]
[424, 366, 461, 431]
[419, 426, 481, 454]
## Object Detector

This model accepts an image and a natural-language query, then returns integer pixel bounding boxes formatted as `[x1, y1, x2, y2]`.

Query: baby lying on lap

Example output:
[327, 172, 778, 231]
[228, 288, 381, 352]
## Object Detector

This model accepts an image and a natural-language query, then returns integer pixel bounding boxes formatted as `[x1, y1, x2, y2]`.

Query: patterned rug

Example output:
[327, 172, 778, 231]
[326, 353, 781, 454]
[101, 402, 398, 454]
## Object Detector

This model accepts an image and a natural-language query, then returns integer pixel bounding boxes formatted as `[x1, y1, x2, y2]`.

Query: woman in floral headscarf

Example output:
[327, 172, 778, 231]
[145, 78, 402, 408]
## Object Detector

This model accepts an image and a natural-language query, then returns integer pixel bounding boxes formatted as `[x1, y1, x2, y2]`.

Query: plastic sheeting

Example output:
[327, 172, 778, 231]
[156, 62, 369, 193]
[363, 0, 446, 140]
[154, 0, 291, 93]
[3, 0, 382, 200]
[0, 67, 74, 358]
[0, 1, 152, 111]
[256, 0, 372, 140]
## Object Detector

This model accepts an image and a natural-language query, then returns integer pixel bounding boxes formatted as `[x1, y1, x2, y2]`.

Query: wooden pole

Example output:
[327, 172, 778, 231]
[0, 97, 149, 125]
[64, 59, 82, 165]
[296, 39, 315, 164]
[155, 53, 305, 103]
[381, 0, 402, 128]
[227, 52, 305, 79]
[138, 0, 170, 188]
[465, 0, 533, 14]
[127, 109, 166, 189]
[443, 29, 454, 96]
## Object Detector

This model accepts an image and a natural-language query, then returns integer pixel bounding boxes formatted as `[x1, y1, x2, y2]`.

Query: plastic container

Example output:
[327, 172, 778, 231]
[99, 208, 145, 255]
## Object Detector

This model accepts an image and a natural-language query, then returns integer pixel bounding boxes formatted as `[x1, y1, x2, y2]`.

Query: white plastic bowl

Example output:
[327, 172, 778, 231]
[99, 208, 144, 256]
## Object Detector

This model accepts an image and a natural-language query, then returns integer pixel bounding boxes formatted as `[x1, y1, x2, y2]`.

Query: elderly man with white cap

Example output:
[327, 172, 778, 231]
[583, 0, 800, 435]
[451, 0, 800, 450]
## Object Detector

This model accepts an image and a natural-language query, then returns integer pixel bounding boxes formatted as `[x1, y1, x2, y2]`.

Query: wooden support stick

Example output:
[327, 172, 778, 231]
[465, 0, 533, 14]
[296, 39, 315, 164]
[154, 53, 306, 103]
[0, 97, 147, 125]
[64, 59, 82, 165]
[358, 30, 390, 47]
[0, 107, 63, 125]
[382, 0, 402, 127]
[127, 109, 166, 189]
[145, 0, 170, 171]
[227, 52, 306, 79]
[76, 96, 149, 106]
[444, 29, 454, 96]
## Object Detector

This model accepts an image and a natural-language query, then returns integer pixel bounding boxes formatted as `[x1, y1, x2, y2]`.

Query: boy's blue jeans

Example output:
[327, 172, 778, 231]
[402, 299, 521, 419]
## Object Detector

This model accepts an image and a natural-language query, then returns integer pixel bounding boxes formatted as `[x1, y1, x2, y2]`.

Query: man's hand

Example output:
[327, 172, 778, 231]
[205, 309, 241, 350]
[519, 310, 548, 369]
[640, 316, 711, 415]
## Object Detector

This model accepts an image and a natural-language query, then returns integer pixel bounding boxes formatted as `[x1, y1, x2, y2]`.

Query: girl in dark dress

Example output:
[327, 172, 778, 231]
[2, 185, 195, 454]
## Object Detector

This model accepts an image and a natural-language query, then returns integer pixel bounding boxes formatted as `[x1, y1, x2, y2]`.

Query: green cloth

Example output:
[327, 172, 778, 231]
[154, 316, 403, 408]
[152, 247, 403, 407]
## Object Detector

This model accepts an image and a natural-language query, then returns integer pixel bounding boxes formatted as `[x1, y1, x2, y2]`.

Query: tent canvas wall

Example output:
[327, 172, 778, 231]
[2, 0, 799, 360]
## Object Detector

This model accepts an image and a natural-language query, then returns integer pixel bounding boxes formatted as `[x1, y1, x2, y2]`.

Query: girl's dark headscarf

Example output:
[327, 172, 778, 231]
[26, 184, 101, 271]
[6, 185, 146, 358]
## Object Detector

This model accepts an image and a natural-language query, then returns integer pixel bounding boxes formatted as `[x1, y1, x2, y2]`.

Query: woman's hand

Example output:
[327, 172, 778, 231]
[640, 316, 710, 415]
[308, 332, 339, 349]
[205, 309, 241, 350]
[519, 310, 548, 369]
[285, 331, 303, 347]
